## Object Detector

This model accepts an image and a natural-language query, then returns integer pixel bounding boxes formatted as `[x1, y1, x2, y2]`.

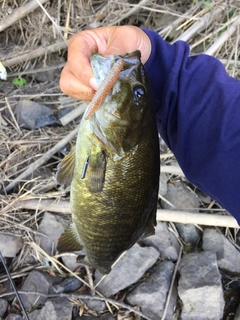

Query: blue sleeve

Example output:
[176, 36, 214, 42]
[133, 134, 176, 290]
[143, 29, 240, 224]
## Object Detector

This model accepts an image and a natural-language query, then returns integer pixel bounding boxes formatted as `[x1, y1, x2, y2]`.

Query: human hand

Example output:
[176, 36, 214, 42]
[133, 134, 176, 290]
[59, 26, 151, 103]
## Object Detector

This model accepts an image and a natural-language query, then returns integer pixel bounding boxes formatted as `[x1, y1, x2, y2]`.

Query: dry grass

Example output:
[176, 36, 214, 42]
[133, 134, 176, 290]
[0, 0, 240, 318]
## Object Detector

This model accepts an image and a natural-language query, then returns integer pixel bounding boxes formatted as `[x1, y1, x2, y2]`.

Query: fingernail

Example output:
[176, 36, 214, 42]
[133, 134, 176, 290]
[90, 78, 98, 91]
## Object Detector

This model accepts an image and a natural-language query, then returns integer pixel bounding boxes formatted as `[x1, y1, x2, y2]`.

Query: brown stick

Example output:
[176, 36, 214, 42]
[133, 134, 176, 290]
[13, 198, 71, 214]
[0, 0, 48, 32]
[0, 291, 152, 320]
[2, 42, 67, 67]
[13, 199, 239, 228]
[175, 4, 227, 43]
[59, 103, 87, 126]
[4, 126, 79, 193]
[157, 209, 239, 228]
[205, 15, 240, 56]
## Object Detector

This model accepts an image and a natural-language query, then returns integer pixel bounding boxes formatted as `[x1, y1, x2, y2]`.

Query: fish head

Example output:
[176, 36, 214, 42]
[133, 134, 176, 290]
[89, 50, 152, 159]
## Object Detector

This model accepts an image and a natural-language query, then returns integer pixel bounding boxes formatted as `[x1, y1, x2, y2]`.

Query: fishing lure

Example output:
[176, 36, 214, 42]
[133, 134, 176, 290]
[84, 57, 124, 120]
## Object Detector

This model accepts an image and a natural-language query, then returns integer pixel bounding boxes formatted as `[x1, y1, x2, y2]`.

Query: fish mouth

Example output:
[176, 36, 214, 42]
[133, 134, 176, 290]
[90, 53, 115, 82]
[84, 54, 123, 120]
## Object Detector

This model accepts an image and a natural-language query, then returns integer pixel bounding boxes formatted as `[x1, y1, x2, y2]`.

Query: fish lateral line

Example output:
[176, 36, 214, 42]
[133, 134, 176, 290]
[81, 155, 90, 179]
[84, 57, 124, 120]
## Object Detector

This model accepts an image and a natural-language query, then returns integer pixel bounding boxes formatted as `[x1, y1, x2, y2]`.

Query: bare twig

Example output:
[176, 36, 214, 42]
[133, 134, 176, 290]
[85, 266, 95, 296]
[175, 4, 226, 42]
[64, 0, 72, 39]
[34, 0, 67, 42]
[0, 251, 30, 320]
[161, 243, 183, 320]
[8, 63, 66, 77]
[12, 199, 240, 228]
[2, 41, 67, 67]
[5, 97, 22, 135]
[190, 14, 239, 51]
[0, 291, 153, 320]
[12, 198, 71, 215]
[108, 0, 150, 25]
[157, 209, 239, 228]
[161, 165, 184, 176]
[4, 126, 79, 193]
[59, 103, 87, 126]
[0, 0, 48, 32]
[205, 15, 240, 56]
[159, 1, 202, 38]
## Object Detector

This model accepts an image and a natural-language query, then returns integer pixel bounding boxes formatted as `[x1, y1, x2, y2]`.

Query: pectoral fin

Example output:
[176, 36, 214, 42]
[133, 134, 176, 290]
[56, 146, 76, 186]
[57, 223, 83, 252]
[85, 150, 106, 193]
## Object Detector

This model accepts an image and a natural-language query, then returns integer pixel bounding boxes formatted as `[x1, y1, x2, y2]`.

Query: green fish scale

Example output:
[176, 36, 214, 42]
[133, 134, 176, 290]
[71, 122, 158, 271]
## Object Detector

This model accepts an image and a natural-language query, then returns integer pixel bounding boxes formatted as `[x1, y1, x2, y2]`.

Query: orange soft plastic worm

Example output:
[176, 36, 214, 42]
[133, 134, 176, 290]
[84, 57, 124, 120]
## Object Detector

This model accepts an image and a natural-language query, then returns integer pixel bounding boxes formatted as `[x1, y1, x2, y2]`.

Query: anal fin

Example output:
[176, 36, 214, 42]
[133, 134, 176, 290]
[57, 223, 83, 252]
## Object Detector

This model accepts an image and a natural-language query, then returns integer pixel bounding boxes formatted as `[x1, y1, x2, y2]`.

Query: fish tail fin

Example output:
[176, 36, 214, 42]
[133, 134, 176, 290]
[76, 255, 111, 275]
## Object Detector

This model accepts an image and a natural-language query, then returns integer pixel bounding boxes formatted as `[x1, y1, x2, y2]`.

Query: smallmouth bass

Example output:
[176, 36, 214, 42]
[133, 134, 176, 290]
[56, 50, 160, 274]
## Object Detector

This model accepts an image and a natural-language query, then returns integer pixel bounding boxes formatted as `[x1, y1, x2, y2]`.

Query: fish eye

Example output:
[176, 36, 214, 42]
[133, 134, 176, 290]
[133, 85, 146, 105]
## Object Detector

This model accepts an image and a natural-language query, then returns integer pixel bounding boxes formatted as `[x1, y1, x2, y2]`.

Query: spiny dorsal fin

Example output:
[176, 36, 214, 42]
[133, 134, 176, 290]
[85, 150, 106, 193]
[56, 146, 76, 186]
[57, 223, 83, 252]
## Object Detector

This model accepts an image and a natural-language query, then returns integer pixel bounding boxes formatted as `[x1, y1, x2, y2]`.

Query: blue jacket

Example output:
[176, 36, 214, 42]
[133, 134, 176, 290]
[143, 29, 240, 224]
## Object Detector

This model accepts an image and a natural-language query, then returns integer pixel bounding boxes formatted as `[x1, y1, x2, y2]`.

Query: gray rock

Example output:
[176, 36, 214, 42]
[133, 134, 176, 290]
[159, 136, 168, 151]
[161, 182, 201, 245]
[162, 181, 200, 211]
[36, 212, 66, 255]
[61, 250, 86, 271]
[126, 260, 177, 320]
[94, 243, 160, 297]
[0, 298, 8, 318]
[175, 222, 201, 246]
[159, 172, 168, 196]
[195, 189, 212, 204]
[234, 304, 240, 320]
[29, 297, 73, 320]
[203, 228, 240, 273]
[141, 221, 180, 261]
[2, 280, 16, 301]
[81, 298, 106, 312]
[20, 270, 62, 309]
[0, 234, 23, 257]
[237, 230, 240, 247]
[50, 276, 82, 294]
[14, 100, 57, 130]
[5, 315, 23, 320]
[178, 251, 224, 320]
[75, 315, 114, 320]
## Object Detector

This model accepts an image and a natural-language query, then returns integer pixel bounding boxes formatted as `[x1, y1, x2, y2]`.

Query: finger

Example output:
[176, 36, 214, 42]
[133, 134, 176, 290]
[67, 34, 96, 87]
[103, 26, 151, 65]
[90, 77, 98, 91]
[60, 65, 95, 102]
[62, 29, 109, 95]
